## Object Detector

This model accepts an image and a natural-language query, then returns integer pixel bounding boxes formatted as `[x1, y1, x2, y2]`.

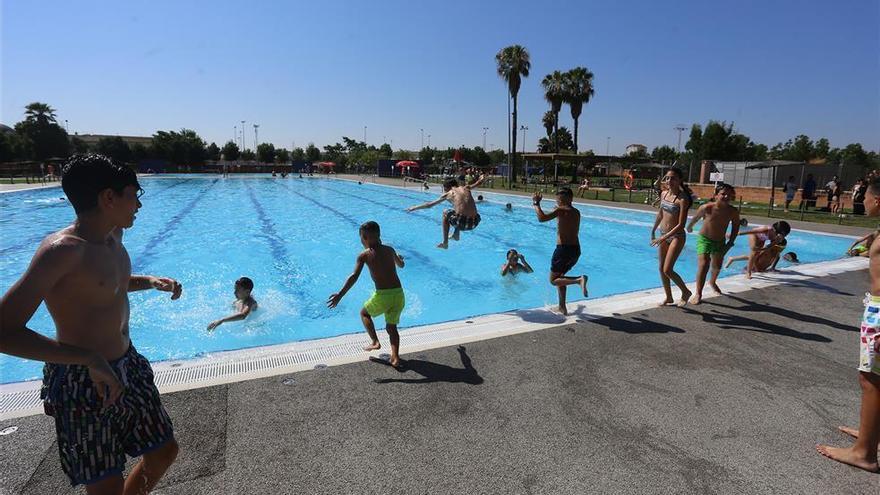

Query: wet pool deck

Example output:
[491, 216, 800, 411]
[1, 269, 877, 494]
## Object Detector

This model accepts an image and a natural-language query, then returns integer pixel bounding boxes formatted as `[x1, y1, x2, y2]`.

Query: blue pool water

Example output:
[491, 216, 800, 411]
[0, 176, 853, 383]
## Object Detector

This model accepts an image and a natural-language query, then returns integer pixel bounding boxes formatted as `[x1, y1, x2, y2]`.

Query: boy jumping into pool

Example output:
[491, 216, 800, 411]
[327, 221, 405, 368]
[816, 171, 880, 473]
[207, 277, 258, 331]
[0, 154, 182, 492]
[406, 175, 486, 249]
[685, 183, 740, 304]
[533, 188, 588, 315]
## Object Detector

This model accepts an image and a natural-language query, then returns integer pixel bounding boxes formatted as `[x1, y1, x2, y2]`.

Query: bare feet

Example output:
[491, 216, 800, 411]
[579, 275, 589, 298]
[838, 426, 860, 439]
[816, 444, 880, 473]
[678, 289, 692, 307]
[436, 242, 448, 249]
[709, 282, 722, 295]
[557, 304, 569, 316]
[658, 298, 674, 306]
[689, 295, 702, 305]
[389, 356, 401, 368]
[363, 341, 381, 351]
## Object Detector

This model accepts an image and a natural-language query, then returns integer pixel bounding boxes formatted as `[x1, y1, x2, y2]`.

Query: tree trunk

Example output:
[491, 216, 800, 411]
[511, 95, 518, 184]
[571, 116, 579, 183]
[554, 112, 559, 153]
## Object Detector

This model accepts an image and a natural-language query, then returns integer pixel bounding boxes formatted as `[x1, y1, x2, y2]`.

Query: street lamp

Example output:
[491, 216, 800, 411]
[233, 126, 237, 145]
[364, 126, 367, 143]
[520, 125, 528, 154]
[241, 120, 246, 150]
[64, 119, 69, 133]
[253, 124, 259, 152]
[420, 128, 424, 149]
[427, 135, 431, 148]
[482, 127, 489, 149]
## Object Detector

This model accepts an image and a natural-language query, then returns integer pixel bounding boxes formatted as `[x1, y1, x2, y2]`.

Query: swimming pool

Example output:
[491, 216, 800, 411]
[0, 176, 854, 383]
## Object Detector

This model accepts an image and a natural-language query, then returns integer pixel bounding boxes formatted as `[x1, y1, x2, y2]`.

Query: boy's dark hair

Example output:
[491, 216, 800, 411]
[61, 154, 140, 214]
[443, 178, 458, 190]
[477, 195, 484, 200]
[235, 277, 254, 292]
[556, 187, 574, 199]
[772, 221, 792, 236]
[866, 171, 880, 196]
[359, 220, 380, 237]
[507, 249, 517, 258]
[739, 218, 749, 227]
[714, 182, 735, 195]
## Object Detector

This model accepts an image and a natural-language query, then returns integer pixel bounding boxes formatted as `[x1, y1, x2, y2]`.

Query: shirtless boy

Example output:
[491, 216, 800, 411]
[406, 175, 485, 249]
[327, 221, 406, 368]
[533, 188, 588, 315]
[816, 172, 880, 472]
[0, 154, 182, 493]
[685, 183, 740, 304]
[207, 277, 258, 331]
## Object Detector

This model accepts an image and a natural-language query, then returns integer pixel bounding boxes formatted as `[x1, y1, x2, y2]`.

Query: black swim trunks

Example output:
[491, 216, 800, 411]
[551, 244, 581, 274]
[41, 344, 174, 486]
[445, 210, 481, 231]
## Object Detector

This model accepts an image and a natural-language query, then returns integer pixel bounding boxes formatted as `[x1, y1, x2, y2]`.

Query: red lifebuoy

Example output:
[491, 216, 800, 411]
[623, 173, 634, 190]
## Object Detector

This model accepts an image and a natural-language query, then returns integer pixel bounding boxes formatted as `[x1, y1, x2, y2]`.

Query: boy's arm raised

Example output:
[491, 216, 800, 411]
[327, 254, 366, 308]
[406, 193, 448, 212]
[465, 174, 486, 189]
[532, 192, 558, 222]
[0, 241, 123, 404]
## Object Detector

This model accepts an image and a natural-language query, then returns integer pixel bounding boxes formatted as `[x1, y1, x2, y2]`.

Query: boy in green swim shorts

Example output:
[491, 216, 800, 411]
[686, 183, 740, 304]
[328, 221, 406, 368]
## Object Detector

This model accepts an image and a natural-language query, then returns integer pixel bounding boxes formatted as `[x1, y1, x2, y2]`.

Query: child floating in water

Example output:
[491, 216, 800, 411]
[327, 221, 405, 368]
[501, 249, 534, 276]
[208, 277, 258, 331]
[686, 183, 740, 304]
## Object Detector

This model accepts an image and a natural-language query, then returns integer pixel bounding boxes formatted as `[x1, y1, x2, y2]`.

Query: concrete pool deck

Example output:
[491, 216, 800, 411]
[1, 269, 877, 494]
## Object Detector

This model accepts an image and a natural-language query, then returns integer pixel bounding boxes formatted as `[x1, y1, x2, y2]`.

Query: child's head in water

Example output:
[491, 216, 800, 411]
[556, 187, 574, 206]
[234, 277, 254, 300]
[506, 249, 519, 263]
[359, 220, 381, 248]
[783, 252, 800, 263]
[505, 203, 512, 211]
[739, 218, 749, 227]
[477, 195, 484, 202]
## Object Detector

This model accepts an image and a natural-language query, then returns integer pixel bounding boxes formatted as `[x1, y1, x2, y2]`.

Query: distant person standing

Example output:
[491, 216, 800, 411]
[782, 175, 798, 213]
[800, 174, 817, 210]
[825, 175, 839, 211]
[853, 178, 867, 215]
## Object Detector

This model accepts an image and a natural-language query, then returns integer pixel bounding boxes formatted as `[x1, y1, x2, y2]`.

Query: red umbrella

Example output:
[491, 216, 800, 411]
[396, 160, 419, 167]
[453, 149, 462, 163]
[317, 162, 336, 167]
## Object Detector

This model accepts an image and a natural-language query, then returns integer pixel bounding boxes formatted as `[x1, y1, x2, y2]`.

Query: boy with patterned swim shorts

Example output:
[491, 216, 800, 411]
[817, 172, 880, 473]
[328, 221, 406, 368]
[0, 154, 182, 492]
[686, 183, 740, 304]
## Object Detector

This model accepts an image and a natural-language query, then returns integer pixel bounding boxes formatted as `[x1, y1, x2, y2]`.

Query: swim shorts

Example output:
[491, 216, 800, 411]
[695, 234, 726, 255]
[859, 294, 880, 375]
[364, 287, 406, 325]
[551, 244, 581, 274]
[40, 344, 175, 486]
[445, 210, 481, 231]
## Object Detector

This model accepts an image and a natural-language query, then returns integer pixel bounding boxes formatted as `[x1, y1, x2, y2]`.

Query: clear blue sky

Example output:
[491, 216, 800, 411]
[2, 0, 878, 155]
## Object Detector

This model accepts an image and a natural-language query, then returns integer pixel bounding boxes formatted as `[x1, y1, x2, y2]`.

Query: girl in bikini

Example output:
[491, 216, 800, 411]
[650, 168, 694, 306]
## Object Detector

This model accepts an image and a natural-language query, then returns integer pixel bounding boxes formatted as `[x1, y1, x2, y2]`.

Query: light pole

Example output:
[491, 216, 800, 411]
[482, 127, 488, 149]
[363, 126, 367, 143]
[233, 126, 237, 145]
[520, 125, 528, 154]
[64, 119, 69, 133]
[241, 120, 246, 150]
[420, 128, 424, 149]
[674, 125, 687, 154]
[427, 135, 431, 148]
[253, 124, 259, 152]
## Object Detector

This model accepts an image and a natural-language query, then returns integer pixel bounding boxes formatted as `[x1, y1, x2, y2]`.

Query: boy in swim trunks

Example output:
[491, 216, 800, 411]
[0, 154, 182, 492]
[327, 221, 406, 368]
[533, 188, 588, 315]
[406, 176, 486, 249]
[686, 183, 740, 304]
[207, 276, 258, 331]
[816, 172, 880, 473]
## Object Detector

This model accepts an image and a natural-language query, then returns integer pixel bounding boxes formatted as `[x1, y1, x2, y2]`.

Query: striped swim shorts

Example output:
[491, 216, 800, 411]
[40, 344, 174, 486]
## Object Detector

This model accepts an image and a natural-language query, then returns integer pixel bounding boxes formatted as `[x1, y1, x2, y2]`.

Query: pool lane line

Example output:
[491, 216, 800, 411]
[243, 182, 327, 318]
[134, 179, 219, 271]
[275, 181, 495, 293]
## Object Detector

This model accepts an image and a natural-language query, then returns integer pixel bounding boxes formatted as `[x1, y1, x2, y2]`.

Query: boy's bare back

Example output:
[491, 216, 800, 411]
[19, 225, 134, 362]
[555, 206, 581, 245]
[870, 237, 880, 296]
[362, 244, 403, 290]
[699, 202, 739, 241]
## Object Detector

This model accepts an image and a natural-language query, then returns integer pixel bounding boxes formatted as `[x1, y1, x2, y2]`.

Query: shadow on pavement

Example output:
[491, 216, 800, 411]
[373, 346, 483, 385]
[594, 315, 686, 334]
[771, 272, 857, 296]
[708, 294, 855, 332]
[683, 307, 832, 342]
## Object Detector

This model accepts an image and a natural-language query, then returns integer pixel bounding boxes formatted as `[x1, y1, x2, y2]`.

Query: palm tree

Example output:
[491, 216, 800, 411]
[495, 45, 530, 184]
[563, 67, 595, 154]
[24, 102, 57, 126]
[542, 111, 554, 141]
[541, 71, 566, 152]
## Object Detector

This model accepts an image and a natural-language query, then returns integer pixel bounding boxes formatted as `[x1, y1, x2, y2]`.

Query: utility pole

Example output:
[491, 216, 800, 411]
[482, 127, 489, 149]
[674, 125, 687, 154]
